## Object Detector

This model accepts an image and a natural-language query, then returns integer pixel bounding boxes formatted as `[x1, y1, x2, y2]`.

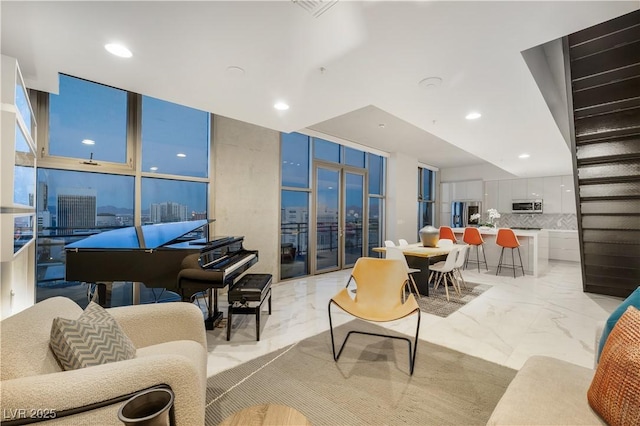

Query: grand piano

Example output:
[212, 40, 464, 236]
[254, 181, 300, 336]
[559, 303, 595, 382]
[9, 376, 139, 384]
[65, 219, 258, 328]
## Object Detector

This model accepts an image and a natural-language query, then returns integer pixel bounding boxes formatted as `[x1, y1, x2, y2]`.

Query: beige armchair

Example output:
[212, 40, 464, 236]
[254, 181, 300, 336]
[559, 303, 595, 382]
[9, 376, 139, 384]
[1, 297, 207, 425]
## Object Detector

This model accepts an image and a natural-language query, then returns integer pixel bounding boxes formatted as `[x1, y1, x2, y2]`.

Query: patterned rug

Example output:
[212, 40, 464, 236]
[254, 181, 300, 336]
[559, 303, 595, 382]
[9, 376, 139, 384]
[205, 321, 515, 425]
[414, 281, 491, 318]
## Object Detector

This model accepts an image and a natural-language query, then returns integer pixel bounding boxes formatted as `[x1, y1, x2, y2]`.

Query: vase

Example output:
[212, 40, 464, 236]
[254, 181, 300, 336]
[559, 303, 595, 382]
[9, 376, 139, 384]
[418, 225, 439, 247]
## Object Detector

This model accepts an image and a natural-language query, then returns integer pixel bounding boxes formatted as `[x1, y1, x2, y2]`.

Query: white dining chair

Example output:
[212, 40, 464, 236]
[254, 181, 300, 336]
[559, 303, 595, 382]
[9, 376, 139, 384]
[385, 246, 421, 298]
[453, 244, 470, 289]
[398, 239, 409, 247]
[384, 240, 396, 247]
[437, 239, 454, 248]
[428, 246, 461, 301]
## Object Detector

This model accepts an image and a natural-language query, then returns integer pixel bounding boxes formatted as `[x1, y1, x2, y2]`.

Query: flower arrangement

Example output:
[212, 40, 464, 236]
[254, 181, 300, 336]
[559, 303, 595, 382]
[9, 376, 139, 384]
[476, 208, 501, 228]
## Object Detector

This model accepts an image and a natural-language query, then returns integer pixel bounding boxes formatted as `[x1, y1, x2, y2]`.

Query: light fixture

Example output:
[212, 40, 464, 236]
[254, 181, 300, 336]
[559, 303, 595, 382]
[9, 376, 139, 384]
[465, 112, 482, 120]
[519, 153, 530, 159]
[82, 139, 95, 145]
[177, 153, 186, 158]
[104, 43, 132, 58]
[274, 102, 290, 111]
[378, 123, 386, 128]
[418, 76, 442, 89]
[150, 166, 158, 171]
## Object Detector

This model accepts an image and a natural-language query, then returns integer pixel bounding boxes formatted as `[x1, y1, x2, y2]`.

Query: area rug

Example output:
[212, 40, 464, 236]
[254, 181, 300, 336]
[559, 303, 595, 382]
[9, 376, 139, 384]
[205, 321, 515, 425]
[415, 281, 491, 318]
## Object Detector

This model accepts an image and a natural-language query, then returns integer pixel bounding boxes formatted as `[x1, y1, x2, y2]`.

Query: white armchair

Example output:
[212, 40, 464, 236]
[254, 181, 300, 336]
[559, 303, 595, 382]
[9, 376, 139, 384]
[0, 297, 207, 425]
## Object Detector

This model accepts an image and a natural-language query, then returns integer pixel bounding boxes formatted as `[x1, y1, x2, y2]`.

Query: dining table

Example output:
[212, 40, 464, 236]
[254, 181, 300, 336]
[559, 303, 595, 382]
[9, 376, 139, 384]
[372, 243, 459, 296]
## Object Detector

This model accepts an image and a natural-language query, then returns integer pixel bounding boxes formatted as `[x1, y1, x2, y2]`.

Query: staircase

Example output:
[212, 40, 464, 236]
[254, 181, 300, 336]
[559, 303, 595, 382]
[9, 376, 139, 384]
[564, 10, 640, 298]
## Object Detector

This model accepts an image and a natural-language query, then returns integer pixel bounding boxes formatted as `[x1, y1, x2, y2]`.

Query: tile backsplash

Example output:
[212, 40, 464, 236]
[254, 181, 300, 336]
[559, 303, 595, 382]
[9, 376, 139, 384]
[496, 213, 577, 230]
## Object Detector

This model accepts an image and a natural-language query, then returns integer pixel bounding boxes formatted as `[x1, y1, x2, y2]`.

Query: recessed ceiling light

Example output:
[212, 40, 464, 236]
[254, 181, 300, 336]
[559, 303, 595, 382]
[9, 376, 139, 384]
[177, 153, 186, 158]
[82, 139, 95, 145]
[226, 66, 245, 76]
[150, 166, 158, 171]
[418, 76, 442, 89]
[465, 112, 482, 120]
[519, 153, 530, 159]
[104, 43, 132, 58]
[274, 102, 290, 111]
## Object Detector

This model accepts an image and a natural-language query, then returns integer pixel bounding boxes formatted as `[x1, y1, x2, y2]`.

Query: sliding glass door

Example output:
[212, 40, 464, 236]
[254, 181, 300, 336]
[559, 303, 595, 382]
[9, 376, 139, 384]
[313, 164, 366, 273]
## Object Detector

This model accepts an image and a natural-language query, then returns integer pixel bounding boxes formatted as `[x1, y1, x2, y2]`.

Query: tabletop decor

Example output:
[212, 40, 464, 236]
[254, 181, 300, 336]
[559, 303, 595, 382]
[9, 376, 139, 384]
[475, 208, 501, 228]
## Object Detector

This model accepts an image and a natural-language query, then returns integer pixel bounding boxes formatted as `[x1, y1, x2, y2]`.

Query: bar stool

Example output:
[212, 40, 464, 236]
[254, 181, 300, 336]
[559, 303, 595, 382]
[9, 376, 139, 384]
[495, 228, 525, 278]
[462, 227, 488, 272]
[439, 226, 457, 243]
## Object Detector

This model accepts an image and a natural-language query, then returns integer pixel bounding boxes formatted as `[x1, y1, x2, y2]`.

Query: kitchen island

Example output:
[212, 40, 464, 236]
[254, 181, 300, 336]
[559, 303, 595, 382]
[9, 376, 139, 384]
[452, 228, 549, 277]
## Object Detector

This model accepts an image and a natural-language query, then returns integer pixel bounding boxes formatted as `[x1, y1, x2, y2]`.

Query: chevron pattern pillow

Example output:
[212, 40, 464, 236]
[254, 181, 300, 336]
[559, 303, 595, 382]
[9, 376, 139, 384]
[50, 302, 136, 370]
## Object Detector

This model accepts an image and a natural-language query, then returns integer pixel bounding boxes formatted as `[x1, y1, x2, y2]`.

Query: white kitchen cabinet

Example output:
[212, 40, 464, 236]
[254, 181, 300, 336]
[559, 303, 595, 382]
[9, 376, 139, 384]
[452, 181, 467, 200]
[440, 182, 451, 203]
[484, 181, 499, 212]
[439, 183, 451, 227]
[450, 180, 483, 201]
[467, 180, 483, 201]
[561, 175, 577, 214]
[527, 177, 544, 199]
[543, 176, 562, 214]
[548, 230, 580, 262]
[498, 179, 512, 214]
[511, 179, 527, 200]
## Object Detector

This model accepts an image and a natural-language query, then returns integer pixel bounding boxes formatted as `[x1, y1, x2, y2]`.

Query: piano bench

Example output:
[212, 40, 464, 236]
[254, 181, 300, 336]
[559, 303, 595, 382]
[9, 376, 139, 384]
[227, 274, 272, 341]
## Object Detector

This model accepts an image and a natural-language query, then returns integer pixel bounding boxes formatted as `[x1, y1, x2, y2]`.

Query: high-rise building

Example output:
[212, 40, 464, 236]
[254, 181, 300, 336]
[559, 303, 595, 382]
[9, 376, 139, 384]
[56, 188, 97, 230]
[150, 201, 188, 223]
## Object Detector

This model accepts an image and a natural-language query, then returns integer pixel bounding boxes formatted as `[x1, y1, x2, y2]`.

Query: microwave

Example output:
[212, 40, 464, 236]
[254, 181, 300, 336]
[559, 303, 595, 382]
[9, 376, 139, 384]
[512, 199, 543, 214]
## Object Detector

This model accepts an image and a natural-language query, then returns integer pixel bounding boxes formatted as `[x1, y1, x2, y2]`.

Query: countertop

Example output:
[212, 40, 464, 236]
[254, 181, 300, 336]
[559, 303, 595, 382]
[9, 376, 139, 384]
[452, 227, 548, 237]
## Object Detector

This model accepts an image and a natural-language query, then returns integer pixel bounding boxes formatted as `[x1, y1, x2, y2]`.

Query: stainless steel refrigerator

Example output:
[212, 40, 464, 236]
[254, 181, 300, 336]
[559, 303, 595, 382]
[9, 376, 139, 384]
[451, 201, 482, 227]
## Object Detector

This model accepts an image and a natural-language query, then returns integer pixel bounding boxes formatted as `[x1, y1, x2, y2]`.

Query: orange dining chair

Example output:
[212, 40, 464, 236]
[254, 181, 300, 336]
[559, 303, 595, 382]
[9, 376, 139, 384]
[328, 258, 421, 375]
[462, 227, 488, 272]
[439, 226, 457, 243]
[495, 228, 525, 278]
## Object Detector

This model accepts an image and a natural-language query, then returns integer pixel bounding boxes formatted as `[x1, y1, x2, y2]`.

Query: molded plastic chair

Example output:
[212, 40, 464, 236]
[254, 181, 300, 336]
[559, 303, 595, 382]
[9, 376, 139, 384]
[384, 240, 396, 247]
[328, 258, 421, 375]
[452, 244, 470, 289]
[398, 239, 409, 247]
[439, 226, 457, 243]
[463, 227, 488, 272]
[428, 246, 461, 301]
[496, 228, 525, 278]
[385, 246, 421, 298]
[437, 239, 454, 248]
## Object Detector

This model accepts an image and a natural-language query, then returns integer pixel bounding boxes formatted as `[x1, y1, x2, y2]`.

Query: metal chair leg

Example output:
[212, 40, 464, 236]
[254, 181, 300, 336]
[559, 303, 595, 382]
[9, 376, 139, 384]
[517, 247, 525, 276]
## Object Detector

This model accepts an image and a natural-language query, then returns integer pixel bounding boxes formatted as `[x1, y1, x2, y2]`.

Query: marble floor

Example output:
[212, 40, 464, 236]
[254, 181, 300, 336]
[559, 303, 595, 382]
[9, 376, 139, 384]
[205, 260, 623, 377]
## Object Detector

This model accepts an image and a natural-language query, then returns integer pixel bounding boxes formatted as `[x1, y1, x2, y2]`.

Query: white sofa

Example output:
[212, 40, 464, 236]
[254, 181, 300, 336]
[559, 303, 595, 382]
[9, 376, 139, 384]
[487, 324, 607, 425]
[0, 297, 207, 425]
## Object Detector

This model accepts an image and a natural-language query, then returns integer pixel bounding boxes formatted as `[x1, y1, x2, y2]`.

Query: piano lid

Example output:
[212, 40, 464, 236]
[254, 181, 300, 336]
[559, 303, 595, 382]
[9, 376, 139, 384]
[65, 219, 211, 250]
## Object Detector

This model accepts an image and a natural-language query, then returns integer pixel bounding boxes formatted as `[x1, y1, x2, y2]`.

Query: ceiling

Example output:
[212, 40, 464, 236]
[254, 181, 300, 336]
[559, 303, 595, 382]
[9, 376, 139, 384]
[2, 1, 638, 177]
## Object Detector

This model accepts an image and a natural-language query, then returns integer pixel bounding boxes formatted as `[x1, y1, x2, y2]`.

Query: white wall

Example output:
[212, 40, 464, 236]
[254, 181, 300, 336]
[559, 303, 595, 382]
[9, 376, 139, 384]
[386, 151, 419, 244]
[0, 243, 36, 320]
[212, 115, 280, 281]
[440, 163, 516, 182]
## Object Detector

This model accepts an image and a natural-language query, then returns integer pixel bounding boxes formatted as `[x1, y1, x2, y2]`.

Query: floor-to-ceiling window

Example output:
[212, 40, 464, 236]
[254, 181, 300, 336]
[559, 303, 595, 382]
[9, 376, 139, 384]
[280, 133, 311, 279]
[280, 133, 385, 280]
[35, 74, 211, 307]
[418, 167, 435, 233]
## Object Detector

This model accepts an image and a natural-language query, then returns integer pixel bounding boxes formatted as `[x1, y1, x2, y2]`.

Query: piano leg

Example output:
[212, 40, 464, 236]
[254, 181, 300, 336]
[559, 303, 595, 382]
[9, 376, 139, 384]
[94, 282, 113, 307]
[203, 288, 224, 330]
